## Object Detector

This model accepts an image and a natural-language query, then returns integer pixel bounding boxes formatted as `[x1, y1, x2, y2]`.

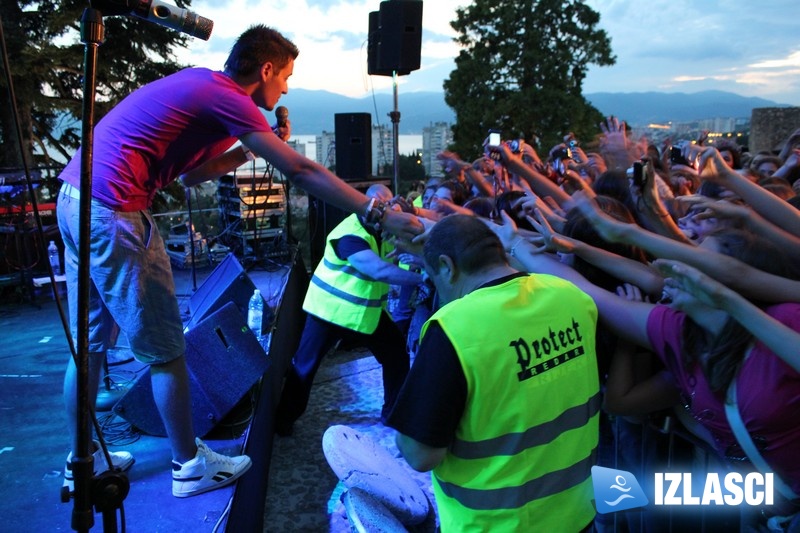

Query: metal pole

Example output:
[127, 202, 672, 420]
[389, 71, 401, 195]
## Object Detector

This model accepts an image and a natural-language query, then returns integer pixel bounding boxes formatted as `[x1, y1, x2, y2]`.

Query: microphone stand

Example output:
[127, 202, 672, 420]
[67, 7, 130, 532]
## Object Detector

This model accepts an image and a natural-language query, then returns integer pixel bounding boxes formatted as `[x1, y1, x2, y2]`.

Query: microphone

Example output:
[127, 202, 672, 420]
[275, 106, 289, 128]
[131, 0, 213, 41]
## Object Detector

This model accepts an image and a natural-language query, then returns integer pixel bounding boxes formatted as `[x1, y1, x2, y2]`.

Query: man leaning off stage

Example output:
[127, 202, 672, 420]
[274, 183, 424, 436]
[56, 25, 422, 498]
[386, 215, 600, 531]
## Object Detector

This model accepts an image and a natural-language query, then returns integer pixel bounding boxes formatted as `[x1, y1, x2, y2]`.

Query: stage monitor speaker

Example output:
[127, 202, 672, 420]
[308, 178, 391, 269]
[113, 302, 269, 437]
[185, 253, 256, 332]
[373, 0, 423, 76]
[335, 113, 372, 182]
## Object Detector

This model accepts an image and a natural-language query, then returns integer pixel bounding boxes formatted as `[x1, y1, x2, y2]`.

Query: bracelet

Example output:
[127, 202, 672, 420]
[509, 237, 526, 257]
[242, 146, 255, 161]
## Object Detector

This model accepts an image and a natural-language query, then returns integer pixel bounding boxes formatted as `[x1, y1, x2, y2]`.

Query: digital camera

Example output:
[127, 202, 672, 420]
[552, 147, 572, 161]
[670, 145, 691, 166]
[506, 139, 523, 153]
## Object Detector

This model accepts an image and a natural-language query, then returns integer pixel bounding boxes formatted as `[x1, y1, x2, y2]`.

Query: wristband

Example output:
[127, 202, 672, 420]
[365, 199, 388, 228]
[363, 198, 376, 219]
[242, 146, 255, 161]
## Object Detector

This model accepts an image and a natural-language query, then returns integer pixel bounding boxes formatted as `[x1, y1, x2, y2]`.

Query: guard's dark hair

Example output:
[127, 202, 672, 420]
[423, 215, 506, 275]
[224, 25, 299, 77]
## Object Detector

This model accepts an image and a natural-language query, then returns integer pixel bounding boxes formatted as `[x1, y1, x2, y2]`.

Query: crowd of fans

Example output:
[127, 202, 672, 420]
[383, 119, 800, 532]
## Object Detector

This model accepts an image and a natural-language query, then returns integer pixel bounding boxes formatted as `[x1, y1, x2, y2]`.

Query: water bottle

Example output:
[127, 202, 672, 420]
[247, 289, 264, 339]
[48, 240, 62, 275]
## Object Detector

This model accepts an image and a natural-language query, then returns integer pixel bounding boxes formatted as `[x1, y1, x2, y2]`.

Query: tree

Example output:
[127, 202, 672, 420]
[0, 0, 191, 171]
[397, 151, 426, 195]
[443, 0, 615, 159]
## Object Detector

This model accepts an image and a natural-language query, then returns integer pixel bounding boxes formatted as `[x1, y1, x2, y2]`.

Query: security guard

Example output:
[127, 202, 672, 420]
[275, 184, 423, 435]
[388, 215, 600, 531]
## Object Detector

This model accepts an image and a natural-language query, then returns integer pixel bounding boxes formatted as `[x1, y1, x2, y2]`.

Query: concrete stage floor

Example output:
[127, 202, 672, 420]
[0, 254, 435, 532]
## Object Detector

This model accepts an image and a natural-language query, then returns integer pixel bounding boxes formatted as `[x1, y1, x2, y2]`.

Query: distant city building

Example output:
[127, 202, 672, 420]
[422, 122, 453, 178]
[372, 125, 394, 176]
[286, 139, 306, 157]
[315, 131, 336, 168]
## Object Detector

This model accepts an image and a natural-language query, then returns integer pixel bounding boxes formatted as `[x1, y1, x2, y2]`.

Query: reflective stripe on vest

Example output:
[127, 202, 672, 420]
[308, 273, 386, 308]
[450, 391, 602, 460]
[434, 450, 596, 510]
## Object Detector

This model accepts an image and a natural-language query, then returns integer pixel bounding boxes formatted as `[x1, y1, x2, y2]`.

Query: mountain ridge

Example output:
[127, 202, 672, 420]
[276, 89, 791, 135]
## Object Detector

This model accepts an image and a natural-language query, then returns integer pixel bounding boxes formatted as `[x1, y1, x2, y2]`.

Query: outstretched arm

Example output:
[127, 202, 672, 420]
[488, 211, 655, 350]
[241, 131, 423, 241]
[348, 249, 424, 286]
[687, 196, 800, 263]
[529, 208, 664, 297]
[496, 144, 574, 209]
[693, 146, 800, 237]
[655, 259, 800, 373]
[573, 190, 800, 303]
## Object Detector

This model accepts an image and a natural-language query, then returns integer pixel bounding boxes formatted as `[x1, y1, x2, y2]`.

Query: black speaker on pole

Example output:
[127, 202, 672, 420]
[335, 113, 372, 182]
[368, 11, 392, 77]
[113, 302, 270, 437]
[368, 0, 423, 77]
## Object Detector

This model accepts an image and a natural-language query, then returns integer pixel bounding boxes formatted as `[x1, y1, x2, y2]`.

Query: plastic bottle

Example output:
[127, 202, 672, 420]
[48, 241, 62, 275]
[247, 289, 264, 339]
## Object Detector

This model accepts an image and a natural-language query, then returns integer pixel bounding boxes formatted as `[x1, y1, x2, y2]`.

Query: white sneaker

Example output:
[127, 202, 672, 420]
[172, 438, 252, 498]
[63, 440, 135, 493]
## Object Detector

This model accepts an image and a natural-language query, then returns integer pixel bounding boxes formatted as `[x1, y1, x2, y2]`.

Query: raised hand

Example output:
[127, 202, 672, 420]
[652, 259, 729, 310]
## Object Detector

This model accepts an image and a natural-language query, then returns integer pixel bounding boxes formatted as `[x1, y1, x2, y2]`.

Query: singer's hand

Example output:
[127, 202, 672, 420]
[273, 119, 291, 142]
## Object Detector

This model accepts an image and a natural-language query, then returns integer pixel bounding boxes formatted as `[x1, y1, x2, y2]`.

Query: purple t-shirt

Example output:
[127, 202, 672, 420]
[647, 303, 800, 494]
[59, 68, 269, 211]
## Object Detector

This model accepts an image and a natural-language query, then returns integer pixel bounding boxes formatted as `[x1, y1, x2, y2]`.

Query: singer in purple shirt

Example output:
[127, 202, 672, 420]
[56, 24, 423, 498]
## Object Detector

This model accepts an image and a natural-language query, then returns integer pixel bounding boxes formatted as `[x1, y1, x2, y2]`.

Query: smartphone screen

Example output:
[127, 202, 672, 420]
[488, 131, 501, 147]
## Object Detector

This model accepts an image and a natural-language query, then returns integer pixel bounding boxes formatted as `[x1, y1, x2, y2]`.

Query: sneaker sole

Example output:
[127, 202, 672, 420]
[172, 458, 252, 498]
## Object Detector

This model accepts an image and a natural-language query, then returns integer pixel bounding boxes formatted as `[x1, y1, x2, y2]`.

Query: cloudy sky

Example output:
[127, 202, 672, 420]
[177, 0, 800, 106]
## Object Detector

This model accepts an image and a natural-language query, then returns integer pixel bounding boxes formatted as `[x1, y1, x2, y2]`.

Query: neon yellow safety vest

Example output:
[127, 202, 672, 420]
[302, 213, 392, 334]
[422, 274, 600, 532]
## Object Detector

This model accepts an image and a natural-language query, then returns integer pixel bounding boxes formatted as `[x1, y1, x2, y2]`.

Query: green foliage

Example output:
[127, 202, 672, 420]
[0, 0, 191, 169]
[397, 151, 426, 196]
[444, 0, 615, 158]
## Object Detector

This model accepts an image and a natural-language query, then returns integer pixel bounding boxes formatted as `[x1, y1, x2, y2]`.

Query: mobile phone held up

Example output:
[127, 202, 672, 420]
[626, 159, 647, 187]
[487, 129, 501, 148]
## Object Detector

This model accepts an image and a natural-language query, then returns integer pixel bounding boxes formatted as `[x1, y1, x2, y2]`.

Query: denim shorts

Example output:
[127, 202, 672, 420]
[57, 183, 185, 364]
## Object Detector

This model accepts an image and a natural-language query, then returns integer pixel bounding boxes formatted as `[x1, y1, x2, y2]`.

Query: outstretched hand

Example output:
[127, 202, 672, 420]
[652, 259, 729, 310]
[383, 210, 425, 243]
[684, 197, 752, 223]
[598, 116, 629, 151]
[527, 208, 575, 254]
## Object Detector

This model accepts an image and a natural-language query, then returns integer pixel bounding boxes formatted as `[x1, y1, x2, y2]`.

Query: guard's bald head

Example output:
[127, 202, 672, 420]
[366, 184, 393, 203]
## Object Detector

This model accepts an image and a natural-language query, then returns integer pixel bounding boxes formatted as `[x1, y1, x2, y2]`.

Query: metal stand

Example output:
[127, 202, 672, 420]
[389, 71, 401, 195]
[64, 8, 130, 532]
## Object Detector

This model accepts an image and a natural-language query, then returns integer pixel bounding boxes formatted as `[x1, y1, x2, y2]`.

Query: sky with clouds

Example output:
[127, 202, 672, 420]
[177, 0, 800, 106]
